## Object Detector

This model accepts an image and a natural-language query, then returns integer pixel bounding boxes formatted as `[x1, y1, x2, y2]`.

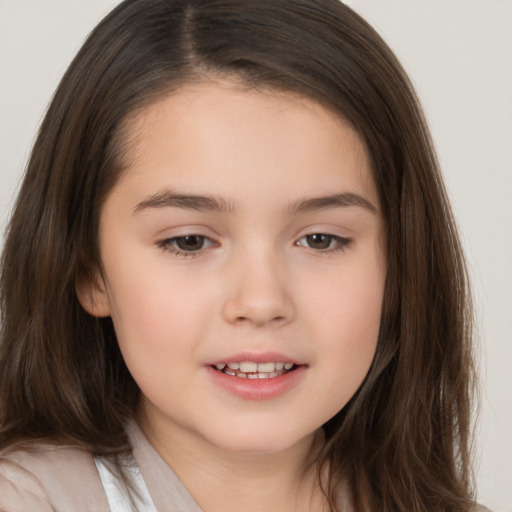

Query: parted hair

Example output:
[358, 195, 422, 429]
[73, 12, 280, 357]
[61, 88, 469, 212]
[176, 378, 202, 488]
[0, 1, 477, 510]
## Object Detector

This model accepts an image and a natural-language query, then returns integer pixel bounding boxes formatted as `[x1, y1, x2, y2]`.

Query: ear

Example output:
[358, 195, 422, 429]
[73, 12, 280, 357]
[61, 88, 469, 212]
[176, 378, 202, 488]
[75, 268, 111, 318]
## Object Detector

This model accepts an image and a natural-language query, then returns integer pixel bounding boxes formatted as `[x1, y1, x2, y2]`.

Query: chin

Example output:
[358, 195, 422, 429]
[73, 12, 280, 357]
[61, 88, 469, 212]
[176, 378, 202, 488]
[202, 423, 317, 456]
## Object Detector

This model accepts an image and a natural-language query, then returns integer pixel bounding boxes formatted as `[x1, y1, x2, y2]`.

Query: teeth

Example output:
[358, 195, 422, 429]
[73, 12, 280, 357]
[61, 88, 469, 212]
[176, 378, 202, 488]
[258, 362, 276, 372]
[215, 360, 297, 378]
[239, 362, 258, 373]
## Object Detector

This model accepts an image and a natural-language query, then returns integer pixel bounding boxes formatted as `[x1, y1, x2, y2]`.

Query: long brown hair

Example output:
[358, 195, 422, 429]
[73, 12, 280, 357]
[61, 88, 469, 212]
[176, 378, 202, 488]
[0, 1, 477, 510]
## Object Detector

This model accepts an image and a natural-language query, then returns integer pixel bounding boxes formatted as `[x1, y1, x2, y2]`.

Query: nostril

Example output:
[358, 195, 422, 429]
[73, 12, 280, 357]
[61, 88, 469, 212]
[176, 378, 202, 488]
[234, 314, 286, 326]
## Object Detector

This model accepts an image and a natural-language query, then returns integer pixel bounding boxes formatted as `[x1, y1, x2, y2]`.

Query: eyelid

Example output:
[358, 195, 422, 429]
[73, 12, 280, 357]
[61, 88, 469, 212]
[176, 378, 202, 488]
[294, 233, 352, 253]
[154, 228, 352, 259]
[156, 234, 218, 258]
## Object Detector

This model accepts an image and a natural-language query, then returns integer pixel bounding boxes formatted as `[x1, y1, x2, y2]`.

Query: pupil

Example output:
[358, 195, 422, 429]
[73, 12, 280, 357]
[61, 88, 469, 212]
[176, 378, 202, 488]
[177, 236, 204, 251]
[308, 234, 331, 249]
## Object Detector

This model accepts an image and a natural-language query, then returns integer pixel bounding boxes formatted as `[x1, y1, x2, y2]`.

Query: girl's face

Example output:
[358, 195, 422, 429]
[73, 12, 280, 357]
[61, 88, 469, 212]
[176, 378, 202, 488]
[80, 81, 386, 455]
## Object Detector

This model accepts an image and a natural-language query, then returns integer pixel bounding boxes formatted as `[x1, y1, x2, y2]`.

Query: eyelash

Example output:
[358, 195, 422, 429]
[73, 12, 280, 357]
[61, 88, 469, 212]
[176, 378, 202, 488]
[295, 234, 351, 254]
[156, 233, 351, 258]
[156, 235, 217, 259]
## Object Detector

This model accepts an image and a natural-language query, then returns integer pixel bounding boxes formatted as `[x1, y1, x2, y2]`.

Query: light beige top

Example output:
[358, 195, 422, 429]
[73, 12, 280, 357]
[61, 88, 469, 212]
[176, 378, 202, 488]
[0, 420, 203, 512]
[0, 421, 354, 512]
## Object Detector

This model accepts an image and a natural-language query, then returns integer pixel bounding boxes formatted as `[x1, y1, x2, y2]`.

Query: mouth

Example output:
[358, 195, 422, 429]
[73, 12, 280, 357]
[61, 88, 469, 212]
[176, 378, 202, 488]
[207, 356, 307, 400]
[211, 361, 298, 380]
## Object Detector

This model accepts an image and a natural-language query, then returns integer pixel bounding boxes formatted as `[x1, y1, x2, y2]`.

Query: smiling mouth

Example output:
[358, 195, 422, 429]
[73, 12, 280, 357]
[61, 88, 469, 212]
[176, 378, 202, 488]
[212, 361, 298, 379]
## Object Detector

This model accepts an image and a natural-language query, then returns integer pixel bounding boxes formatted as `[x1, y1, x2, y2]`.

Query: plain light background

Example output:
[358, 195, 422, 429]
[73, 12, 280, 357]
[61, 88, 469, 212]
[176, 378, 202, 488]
[0, 1, 511, 510]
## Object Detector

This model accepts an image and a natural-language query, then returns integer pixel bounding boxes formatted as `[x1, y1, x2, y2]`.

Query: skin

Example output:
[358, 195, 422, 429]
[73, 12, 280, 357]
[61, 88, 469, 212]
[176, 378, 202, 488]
[78, 81, 386, 511]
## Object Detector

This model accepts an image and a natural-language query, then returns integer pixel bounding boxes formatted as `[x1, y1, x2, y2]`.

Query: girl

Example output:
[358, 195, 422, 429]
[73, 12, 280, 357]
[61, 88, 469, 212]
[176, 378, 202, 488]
[0, 1, 480, 511]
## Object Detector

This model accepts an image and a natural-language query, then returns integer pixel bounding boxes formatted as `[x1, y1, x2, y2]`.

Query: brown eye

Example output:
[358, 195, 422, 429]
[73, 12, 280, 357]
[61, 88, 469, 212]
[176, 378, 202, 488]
[295, 233, 351, 252]
[174, 235, 208, 251]
[157, 234, 216, 257]
[304, 234, 332, 250]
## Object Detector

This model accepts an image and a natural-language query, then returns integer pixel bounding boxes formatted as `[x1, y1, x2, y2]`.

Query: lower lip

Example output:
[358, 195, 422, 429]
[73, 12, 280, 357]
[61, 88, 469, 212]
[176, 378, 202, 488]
[206, 365, 307, 400]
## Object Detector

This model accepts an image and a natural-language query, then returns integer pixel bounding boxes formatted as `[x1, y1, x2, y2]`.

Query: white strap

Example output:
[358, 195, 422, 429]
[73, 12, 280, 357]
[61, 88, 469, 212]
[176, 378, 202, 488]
[94, 455, 158, 512]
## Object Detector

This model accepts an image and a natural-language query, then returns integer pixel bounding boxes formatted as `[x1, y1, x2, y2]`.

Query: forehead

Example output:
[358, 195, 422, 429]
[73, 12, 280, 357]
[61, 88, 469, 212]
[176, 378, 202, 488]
[113, 80, 377, 208]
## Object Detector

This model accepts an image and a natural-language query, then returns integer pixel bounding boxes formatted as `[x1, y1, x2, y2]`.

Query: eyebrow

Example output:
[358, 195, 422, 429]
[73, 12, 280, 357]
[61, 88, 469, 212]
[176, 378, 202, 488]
[134, 189, 236, 214]
[288, 192, 378, 215]
[133, 189, 378, 215]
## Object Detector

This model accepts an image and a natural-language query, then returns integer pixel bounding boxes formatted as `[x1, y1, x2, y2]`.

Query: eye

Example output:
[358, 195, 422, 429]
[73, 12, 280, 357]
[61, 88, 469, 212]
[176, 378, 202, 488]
[295, 233, 350, 252]
[173, 235, 211, 251]
[157, 235, 215, 256]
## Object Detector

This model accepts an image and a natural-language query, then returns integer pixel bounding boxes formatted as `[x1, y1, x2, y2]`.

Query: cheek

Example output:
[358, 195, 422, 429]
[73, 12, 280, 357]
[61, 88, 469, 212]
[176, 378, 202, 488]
[306, 252, 384, 339]
[304, 256, 384, 404]
[103, 261, 215, 380]
[106, 280, 206, 408]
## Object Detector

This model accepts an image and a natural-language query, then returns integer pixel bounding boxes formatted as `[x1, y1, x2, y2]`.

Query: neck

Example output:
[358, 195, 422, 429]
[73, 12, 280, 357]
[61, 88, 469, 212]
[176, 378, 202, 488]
[137, 412, 328, 512]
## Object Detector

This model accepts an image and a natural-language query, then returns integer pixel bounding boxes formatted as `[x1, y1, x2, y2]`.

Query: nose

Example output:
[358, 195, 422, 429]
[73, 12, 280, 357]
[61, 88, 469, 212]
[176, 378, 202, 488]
[222, 251, 295, 328]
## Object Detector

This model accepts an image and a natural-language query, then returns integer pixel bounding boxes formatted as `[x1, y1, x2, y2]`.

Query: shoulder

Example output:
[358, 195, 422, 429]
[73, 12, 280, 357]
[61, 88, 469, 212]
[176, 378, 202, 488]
[0, 441, 109, 512]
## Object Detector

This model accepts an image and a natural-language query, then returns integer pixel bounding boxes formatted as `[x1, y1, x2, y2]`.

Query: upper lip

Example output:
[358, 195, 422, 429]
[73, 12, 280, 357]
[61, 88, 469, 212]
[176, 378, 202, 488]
[207, 351, 304, 366]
